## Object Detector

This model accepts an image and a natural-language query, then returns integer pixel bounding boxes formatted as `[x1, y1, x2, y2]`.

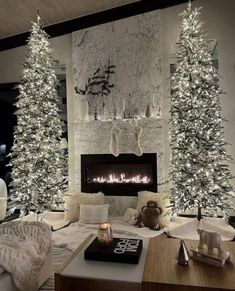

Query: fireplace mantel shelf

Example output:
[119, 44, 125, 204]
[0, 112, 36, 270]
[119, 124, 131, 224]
[73, 116, 162, 125]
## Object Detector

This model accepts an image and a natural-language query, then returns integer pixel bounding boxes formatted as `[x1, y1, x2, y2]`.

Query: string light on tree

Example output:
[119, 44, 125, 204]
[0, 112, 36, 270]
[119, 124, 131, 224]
[8, 15, 67, 216]
[170, 2, 234, 218]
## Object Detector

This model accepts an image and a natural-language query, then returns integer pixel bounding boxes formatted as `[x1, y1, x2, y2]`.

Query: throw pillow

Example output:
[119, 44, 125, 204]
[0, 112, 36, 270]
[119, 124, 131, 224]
[77, 191, 105, 218]
[79, 204, 109, 224]
[64, 191, 105, 222]
[123, 208, 139, 225]
[64, 190, 80, 222]
[137, 191, 171, 227]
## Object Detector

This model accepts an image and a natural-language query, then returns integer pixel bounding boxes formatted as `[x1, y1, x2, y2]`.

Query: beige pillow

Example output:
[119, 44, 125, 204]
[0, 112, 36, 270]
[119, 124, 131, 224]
[79, 204, 109, 224]
[64, 191, 80, 222]
[64, 191, 105, 222]
[78, 191, 105, 218]
[137, 191, 171, 227]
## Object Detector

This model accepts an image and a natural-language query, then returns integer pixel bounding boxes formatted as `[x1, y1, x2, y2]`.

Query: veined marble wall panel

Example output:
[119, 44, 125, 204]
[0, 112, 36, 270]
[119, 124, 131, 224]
[72, 10, 165, 216]
[72, 10, 162, 120]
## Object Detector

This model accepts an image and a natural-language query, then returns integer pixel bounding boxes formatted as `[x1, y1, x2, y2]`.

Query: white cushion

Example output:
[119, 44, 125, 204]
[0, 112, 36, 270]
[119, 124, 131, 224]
[64, 191, 80, 222]
[137, 191, 171, 227]
[79, 204, 109, 224]
[64, 191, 105, 222]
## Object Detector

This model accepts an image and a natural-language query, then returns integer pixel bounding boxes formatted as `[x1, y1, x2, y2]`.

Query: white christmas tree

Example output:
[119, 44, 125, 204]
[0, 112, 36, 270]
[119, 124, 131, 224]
[170, 3, 234, 218]
[8, 16, 67, 216]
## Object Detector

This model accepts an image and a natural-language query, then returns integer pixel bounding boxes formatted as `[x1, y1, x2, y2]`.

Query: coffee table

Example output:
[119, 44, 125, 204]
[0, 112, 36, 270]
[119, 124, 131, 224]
[55, 234, 235, 291]
[55, 234, 149, 291]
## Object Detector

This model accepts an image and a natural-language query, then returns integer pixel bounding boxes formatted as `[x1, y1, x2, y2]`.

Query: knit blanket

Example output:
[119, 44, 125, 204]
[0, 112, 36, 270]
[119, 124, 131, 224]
[0, 221, 52, 291]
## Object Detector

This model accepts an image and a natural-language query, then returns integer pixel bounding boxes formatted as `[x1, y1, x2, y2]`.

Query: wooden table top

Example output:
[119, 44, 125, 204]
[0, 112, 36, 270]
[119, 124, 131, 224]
[142, 236, 235, 291]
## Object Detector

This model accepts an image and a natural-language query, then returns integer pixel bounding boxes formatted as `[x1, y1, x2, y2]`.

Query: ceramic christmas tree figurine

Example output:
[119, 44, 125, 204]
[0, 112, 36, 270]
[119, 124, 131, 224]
[176, 240, 189, 266]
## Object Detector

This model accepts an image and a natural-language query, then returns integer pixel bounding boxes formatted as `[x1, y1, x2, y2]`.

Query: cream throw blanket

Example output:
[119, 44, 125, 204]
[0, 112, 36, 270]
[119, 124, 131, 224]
[0, 221, 52, 291]
[165, 217, 235, 241]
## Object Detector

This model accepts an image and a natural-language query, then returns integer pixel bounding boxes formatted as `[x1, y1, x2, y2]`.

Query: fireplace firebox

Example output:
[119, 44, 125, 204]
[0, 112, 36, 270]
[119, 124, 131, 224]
[81, 153, 157, 196]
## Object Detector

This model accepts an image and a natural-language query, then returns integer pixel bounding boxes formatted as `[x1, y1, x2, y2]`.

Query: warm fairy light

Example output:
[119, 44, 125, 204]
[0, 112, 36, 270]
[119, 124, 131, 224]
[91, 173, 151, 184]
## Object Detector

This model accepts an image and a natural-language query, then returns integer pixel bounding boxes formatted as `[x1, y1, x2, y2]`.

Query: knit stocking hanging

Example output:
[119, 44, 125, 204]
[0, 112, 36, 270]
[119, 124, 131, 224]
[110, 121, 121, 157]
[132, 119, 143, 156]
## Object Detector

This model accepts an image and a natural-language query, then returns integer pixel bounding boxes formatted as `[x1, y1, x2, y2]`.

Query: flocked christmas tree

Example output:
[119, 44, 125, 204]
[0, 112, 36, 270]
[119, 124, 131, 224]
[170, 2, 234, 218]
[8, 15, 67, 216]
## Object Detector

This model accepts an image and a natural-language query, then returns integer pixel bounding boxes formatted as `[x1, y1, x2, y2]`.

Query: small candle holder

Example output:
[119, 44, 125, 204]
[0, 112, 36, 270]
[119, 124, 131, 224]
[98, 223, 113, 246]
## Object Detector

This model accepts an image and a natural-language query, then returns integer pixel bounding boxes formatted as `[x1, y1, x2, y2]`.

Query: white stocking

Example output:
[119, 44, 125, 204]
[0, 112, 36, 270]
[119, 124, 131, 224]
[132, 119, 143, 156]
[110, 122, 121, 157]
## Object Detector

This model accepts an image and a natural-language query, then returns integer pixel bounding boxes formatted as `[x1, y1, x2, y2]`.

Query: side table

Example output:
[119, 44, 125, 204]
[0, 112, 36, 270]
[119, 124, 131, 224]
[142, 236, 235, 291]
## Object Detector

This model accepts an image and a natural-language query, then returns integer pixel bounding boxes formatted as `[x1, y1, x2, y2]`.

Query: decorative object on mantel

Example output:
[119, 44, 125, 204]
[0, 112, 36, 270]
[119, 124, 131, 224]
[93, 107, 99, 120]
[0, 178, 7, 221]
[191, 229, 230, 267]
[78, 97, 89, 121]
[110, 121, 121, 157]
[145, 103, 152, 118]
[122, 94, 133, 119]
[98, 222, 113, 246]
[176, 240, 189, 266]
[169, 2, 234, 219]
[132, 119, 143, 156]
[122, 97, 126, 119]
[75, 61, 115, 121]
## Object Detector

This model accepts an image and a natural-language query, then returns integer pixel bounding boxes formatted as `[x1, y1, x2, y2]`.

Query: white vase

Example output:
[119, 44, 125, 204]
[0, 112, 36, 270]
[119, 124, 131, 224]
[78, 98, 89, 121]
[0, 178, 7, 221]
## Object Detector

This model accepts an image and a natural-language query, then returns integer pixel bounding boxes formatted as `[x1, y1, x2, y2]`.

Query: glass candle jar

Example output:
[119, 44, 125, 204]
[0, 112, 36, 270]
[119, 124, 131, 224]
[98, 223, 113, 246]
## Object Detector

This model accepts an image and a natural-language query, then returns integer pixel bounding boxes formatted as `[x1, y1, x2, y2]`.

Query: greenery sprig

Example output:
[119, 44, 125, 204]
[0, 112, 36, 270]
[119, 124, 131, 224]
[75, 62, 115, 97]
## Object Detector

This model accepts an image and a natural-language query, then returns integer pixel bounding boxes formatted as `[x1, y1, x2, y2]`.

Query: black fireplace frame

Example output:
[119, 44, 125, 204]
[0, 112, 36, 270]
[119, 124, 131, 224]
[81, 153, 157, 196]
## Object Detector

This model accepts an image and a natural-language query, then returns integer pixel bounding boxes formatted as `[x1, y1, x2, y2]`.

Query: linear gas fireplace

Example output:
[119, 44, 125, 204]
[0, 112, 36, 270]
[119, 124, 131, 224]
[81, 153, 157, 196]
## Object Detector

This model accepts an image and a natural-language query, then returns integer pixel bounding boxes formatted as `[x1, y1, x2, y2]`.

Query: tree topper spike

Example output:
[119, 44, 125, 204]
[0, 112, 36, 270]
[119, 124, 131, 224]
[37, 10, 41, 24]
[187, 0, 192, 11]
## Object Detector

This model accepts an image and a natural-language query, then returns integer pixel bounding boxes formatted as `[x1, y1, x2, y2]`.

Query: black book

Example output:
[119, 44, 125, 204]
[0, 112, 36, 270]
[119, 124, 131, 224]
[84, 237, 143, 264]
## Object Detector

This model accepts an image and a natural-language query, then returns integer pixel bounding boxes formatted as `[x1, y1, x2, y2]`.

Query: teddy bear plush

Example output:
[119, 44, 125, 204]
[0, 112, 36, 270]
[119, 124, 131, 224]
[138, 200, 162, 230]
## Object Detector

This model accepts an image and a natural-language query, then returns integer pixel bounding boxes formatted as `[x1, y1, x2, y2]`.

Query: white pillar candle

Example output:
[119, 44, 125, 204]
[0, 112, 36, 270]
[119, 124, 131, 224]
[78, 98, 89, 121]
[122, 98, 126, 111]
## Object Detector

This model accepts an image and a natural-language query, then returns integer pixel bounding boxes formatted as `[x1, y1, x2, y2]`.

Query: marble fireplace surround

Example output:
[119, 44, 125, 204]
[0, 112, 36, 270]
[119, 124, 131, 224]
[71, 10, 169, 216]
